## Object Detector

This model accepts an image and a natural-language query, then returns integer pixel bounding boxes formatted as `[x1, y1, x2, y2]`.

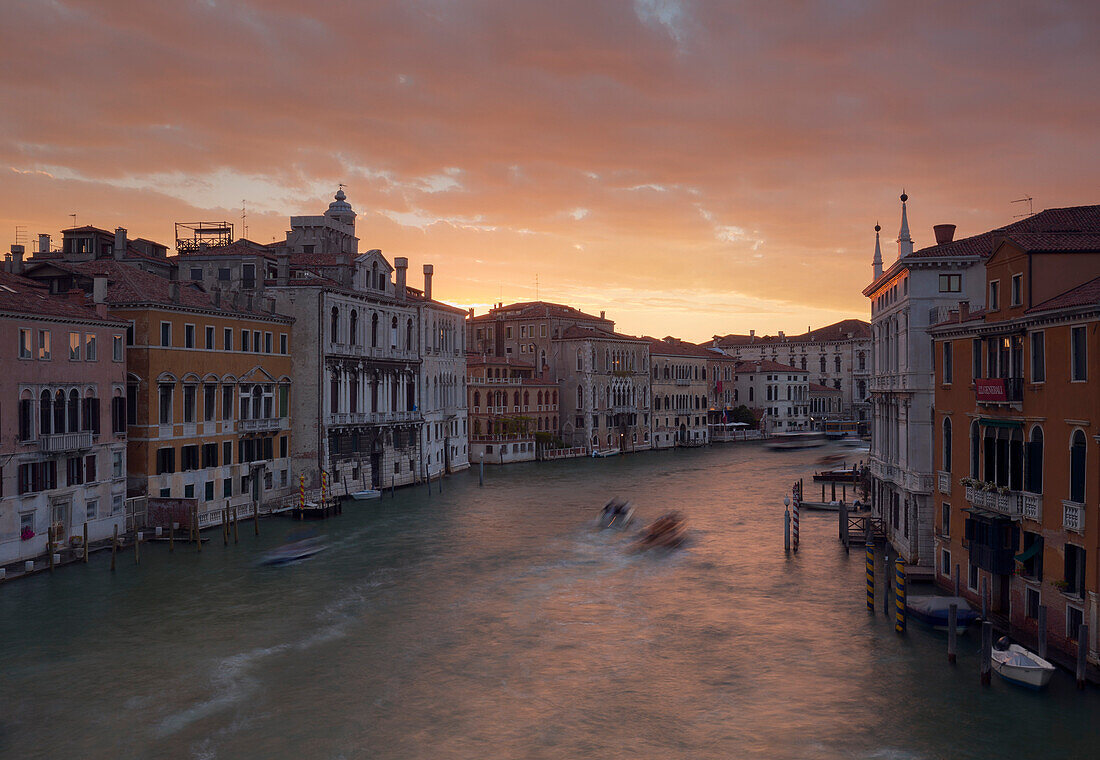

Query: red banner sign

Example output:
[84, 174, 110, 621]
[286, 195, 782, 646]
[975, 378, 1007, 402]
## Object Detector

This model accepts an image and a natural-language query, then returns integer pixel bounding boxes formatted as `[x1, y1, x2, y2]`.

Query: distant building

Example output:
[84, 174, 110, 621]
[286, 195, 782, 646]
[644, 336, 712, 448]
[709, 319, 871, 425]
[0, 268, 128, 565]
[930, 212, 1100, 664]
[467, 301, 613, 370]
[808, 382, 843, 424]
[466, 356, 558, 464]
[730, 359, 810, 433]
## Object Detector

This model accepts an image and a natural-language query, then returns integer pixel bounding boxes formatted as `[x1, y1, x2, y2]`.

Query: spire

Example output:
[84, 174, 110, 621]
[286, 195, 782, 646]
[897, 190, 913, 258]
[872, 222, 883, 280]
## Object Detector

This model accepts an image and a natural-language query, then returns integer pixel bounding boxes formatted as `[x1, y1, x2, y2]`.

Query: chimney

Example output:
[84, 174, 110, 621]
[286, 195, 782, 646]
[93, 275, 107, 304]
[749, 329, 755, 340]
[114, 227, 127, 260]
[467, 307, 474, 318]
[276, 252, 289, 286]
[600, 310, 605, 319]
[991, 228, 1008, 252]
[933, 224, 956, 246]
[422, 263, 433, 301]
[10, 244, 24, 274]
[38, 234, 50, 254]
[169, 281, 180, 304]
[394, 257, 408, 301]
[958, 300, 970, 322]
[778, 331, 785, 339]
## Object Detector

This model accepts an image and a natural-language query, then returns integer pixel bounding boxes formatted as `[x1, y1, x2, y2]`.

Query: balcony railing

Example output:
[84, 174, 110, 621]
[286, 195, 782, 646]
[975, 377, 1024, 403]
[1022, 492, 1042, 521]
[965, 484, 1022, 518]
[239, 417, 282, 433]
[1063, 500, 1084, 533]
[39, 431, 94, 453]
[937, 470, 951, 495]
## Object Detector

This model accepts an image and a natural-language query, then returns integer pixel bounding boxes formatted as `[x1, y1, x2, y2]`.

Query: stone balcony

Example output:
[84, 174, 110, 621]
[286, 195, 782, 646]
[1063, 500, 1084, 533]
[239, 417, 282, 433]
[937, 470, 951, 495]
[39, 430, 93, 453]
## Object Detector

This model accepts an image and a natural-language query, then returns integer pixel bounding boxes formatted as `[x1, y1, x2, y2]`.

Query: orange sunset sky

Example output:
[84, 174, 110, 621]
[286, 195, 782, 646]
[3, 1, 1099, 341]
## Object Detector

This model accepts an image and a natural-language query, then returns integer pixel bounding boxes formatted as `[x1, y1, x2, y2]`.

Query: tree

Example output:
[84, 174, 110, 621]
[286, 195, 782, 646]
[731, 405, 758, 428]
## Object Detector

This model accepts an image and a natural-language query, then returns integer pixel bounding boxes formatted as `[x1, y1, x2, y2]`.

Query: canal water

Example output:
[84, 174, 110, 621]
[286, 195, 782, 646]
[2, 443, 1099, 759]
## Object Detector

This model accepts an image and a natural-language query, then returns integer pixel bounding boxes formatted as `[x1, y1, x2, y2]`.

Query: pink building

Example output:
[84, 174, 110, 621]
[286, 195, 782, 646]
[0, 267, 129, 566]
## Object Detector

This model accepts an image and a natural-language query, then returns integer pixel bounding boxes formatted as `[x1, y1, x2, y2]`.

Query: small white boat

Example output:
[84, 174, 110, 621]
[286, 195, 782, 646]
[766, 432, 826, 450]
[992, 641, 1056, 690]
[349, 489, 381, 500]
[591, 449, 618, 458]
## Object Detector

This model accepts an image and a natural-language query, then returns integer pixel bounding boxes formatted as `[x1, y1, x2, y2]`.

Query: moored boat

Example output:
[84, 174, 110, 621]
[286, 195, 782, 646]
[591, 449, 619, 458]
[349, 489, 382, 500]
[992, 640, 1056, 689]
[906, 595, 979, 632]
[812, 467, 860, 483]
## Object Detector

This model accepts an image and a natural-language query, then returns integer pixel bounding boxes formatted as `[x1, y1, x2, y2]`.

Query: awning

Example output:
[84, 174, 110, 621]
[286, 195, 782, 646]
[979, 418, 1023, 429]
[1015, 539, 1043, 564]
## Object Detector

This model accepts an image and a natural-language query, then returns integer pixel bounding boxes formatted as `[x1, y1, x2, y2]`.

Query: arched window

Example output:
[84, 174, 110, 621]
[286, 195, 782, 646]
[68, 389, 80, 432]
[552, 390, 557, 405]
[523, 391, 529, 406]
[473, 391, 480, 408]
[800, 357, 807, 370]
[40, 389, 52, 436]
[537, 391, 543, 406]
[819, 356, 826, 372]
[349, 310, 358, 346]
[54, 389, 66, 433]
[1025, 426, 1043, 494]
[970, 420, 980, 478]
[330, 306, 340, 343]
[835, 356, 842, 372]
[858, 352, 866, 370]
[371, 313, 378, 347]
[748, 386, 754, 402]
[942, 417, 952, 472]
[473, 419, 481, 435]
[406, 319, 413, 350]
[372, 261, 379, 289]
[513, 390, 520, 407]
[577, 386, 584, 408]
[1070, 430, 1086, 503]
[390, 316, 398, 349]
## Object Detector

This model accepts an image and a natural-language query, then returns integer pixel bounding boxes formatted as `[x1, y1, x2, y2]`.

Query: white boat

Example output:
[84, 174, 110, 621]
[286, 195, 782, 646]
[766, 432, 826, 450]
[591, 449, 618, 458]
[349, 489, 381, 500]
[992, 642, 1056, 689]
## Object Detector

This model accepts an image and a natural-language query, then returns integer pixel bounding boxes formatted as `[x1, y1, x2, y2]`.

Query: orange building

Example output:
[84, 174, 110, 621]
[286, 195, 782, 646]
[930, 212, 1100, 665]
[24, 261, 295, 525]
[467, 356, 558, 464]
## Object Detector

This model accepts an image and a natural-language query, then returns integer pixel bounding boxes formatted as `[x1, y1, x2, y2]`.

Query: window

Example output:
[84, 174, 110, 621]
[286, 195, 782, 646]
[280, 435, 288, 458]
[111, 396, 126, 433]
[1068, 606, 1084, 641]
[158, 384, 173, 424]
[69, 331, 81, 360]
[264, 332, 273, 353]
[38, 329, 50, 360]
[205, 325, 215, 349]
[84, 454, 96, 483]
[184, 324, 195, 349]
[160, 322, 171, 347]
[156, 447, 175, 474]
[1070, 430, 1086, 503]
[1021, 531, 1043, 580]
[942, 342, 952, 384]
[223, 479, 233, 498]
[253, 331, 261, 353]
[205, 481, 215, 501]
[113, 335, 124, 361]
[280, 334, 288, 354]
[1025, 587, 1040, 619]
[1064, 543, 1086, 597]
[181, 445, 199, 471]
[968, 563, 979, 592]
[942, 417, 952, 472]
[19, 328, 32, 359]
[1071, 325, 1087, 381]
[204, 384, 216, 422]
[85, 499, 98, 520]
[218, 268, 230, 281]
[505, 326, 513, 339]
[112, 451, 123, 478]
[988, 280, 1000, 311]
[941, 502, 950, 538]
[183, 385, 196, 423]
[1025, 426, 1043, 493]
[241, 329, 249, 352]
[242, 263, 255, 288]
[938, 274, 961, 293]
[223, 440, 232, 465]
[222, 386, 233, 420]
[1011, 274, 1022, 306]
[223, 327, 232, 351]
[190, 267, 203, 281]
[184, 484, 195, 498]
[85, 333, 97, 360]
[941, 549, 951, 578]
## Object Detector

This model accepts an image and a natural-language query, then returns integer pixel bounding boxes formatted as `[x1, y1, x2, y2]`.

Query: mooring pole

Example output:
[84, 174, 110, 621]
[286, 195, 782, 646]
[865, 541, 875, 612]
[947, 603, 958, 664]
[894, 558, 906, 634]
[792, 496, 799, 552]
[83, 522, 89, 563]
[954, 564, 960, 598]
[783, 496, 791, 553]
[1077, 624, 1089, 690]
[110, 524, 118, 571]
[980, 621, 993, 685]
[479, 454, 484, 487]
[1038, 605, 1048, 660]
[883, 546, 892, 617]
[980, 576, 988, 620]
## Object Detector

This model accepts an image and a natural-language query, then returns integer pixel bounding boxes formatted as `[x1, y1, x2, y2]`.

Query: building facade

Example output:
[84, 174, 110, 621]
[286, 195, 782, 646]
[0, 269, 128, 565]
[730, 360, 810, 433]
[467, 357, 559, 464]
[930, 210, 1100, 664]
[418, 266, 470, 478]
[646, 337, 711, 448]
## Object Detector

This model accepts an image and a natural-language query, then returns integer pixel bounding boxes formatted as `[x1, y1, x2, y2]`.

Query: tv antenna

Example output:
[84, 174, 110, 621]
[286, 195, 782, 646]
[241, 200, 248, 239]
[1011, 196, 1034, 218]
[535, 273, 539, 300]
[69, 213, 77, 229]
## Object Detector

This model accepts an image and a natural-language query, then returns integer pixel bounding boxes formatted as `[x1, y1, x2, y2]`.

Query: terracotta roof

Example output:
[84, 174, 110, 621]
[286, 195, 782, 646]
[713, 319, 870, 347]
[1028, 276, 1100, 313]
[1004, 232, 1100, 253]
[557, 324, 645, 343]
[0, 270, 123, 323]
[469, 301, 610, 324]
[734, 359, 806, 374]
[905, 205, 1100, 260]
[643, 336, 716, 358]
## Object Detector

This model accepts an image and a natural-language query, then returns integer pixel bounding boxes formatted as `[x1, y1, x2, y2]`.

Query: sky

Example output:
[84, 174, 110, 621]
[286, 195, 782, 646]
[2, 0, 1099, 342]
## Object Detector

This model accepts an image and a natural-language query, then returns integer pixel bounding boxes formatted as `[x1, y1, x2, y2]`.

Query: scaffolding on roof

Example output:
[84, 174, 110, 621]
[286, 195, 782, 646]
[175, 221, 234, 253]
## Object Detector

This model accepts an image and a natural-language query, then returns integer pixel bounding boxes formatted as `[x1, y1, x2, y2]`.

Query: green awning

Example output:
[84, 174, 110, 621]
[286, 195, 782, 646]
[979, 418, 1024, 429]
[1015, 539, 1042, 564]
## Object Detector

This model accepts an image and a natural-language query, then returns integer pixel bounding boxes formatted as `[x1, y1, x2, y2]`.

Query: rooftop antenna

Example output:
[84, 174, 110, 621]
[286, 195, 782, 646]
[1011, 196, 1034, 218]
[241, 200, 248, 240]
[69, 213, 77, 229]
[535, 272, 539, 300]
[14, 225, 27, 247]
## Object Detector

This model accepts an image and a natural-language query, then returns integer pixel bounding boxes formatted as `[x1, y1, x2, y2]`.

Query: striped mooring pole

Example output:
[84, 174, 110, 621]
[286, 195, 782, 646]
[299, 475, 305, 508]
[321, 470, 328, 503]
[894, 557, 907, 634]
[792, 491, 800, 552]
[865, 541, 875, 612]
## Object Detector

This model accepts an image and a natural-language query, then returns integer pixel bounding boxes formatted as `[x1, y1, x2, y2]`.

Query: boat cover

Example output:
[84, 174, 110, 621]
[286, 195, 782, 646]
[908, 595, 975, 615]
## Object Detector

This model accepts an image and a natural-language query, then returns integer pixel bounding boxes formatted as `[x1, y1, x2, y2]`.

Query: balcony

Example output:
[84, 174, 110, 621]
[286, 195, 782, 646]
[1022, 492, 1042, 521]
[674, 378, 691, 386]
[975, 377, 1023, 404]
[965, 484, 1021, 518]
[39, 431, 93, 453]
[1063, 500, 1084, 533]
[239, 417, 281, 433]
[937, 470, 951, 495]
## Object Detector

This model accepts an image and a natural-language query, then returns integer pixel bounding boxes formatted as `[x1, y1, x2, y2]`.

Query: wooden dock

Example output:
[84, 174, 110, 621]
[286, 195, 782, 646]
[846, 513, 886, 544]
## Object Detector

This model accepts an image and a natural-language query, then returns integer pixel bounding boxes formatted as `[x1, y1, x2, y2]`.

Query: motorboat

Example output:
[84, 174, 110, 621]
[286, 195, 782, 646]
[591, 449, 618, 458]
[348, 489, 382, 500]
[766, 432, 826, 450]
[259, 535, 327, 566]
[596, 499, 634, 529]
[797, 500, 845, 511]
[906, 596, 980, 633]
[992, 640, 1056, 689]
[636, 511, 687, 550]
[812, 466, 860, 484]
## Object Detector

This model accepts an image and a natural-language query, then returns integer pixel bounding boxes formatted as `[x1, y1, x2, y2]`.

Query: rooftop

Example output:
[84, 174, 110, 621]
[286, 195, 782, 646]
[469, 301, 610, 324]
[0, 270, 123, 323]
[1028, 275, 1100, 313]
[713, 318, 870, 347]
[557, 324, 646, 343]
